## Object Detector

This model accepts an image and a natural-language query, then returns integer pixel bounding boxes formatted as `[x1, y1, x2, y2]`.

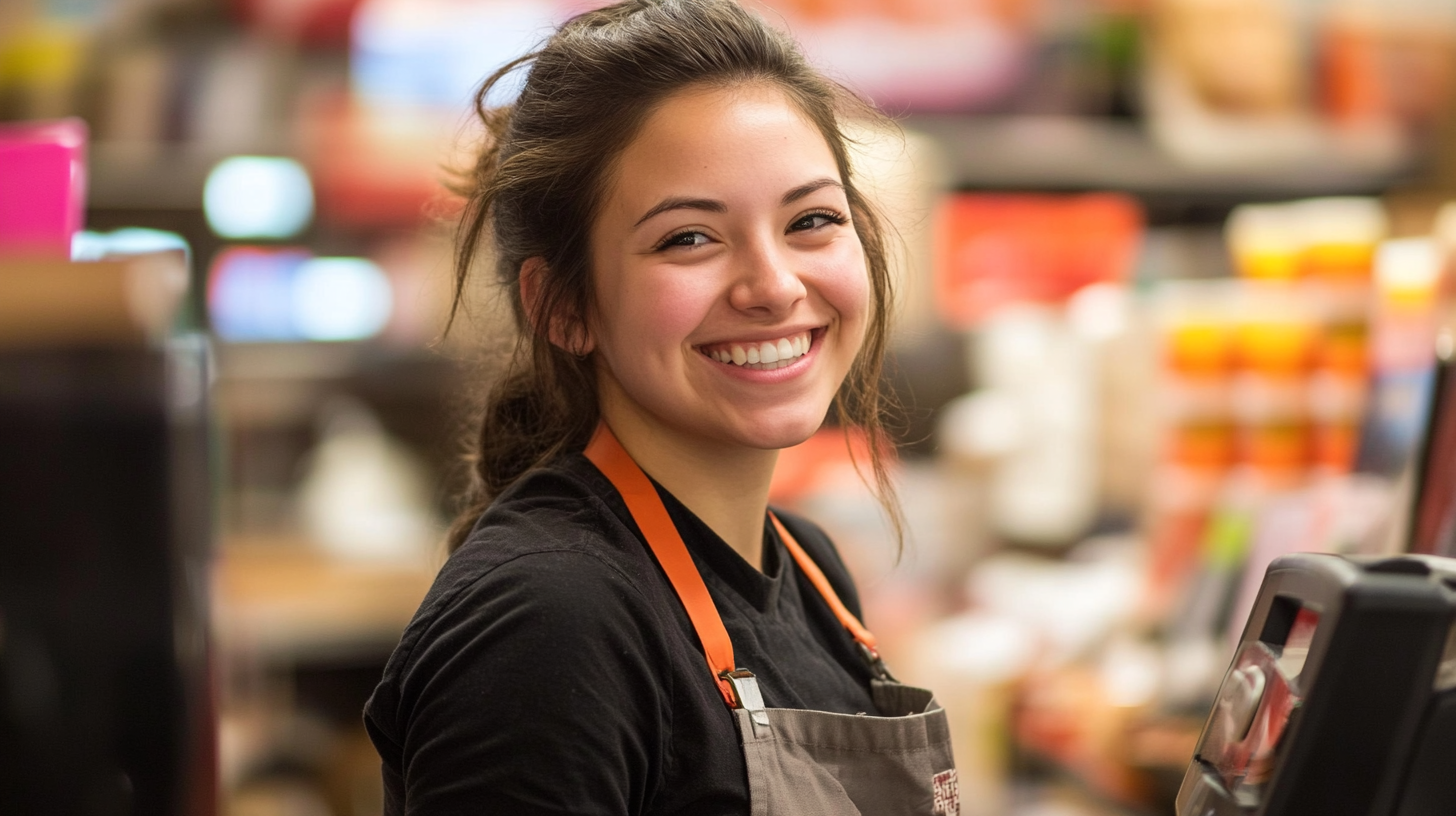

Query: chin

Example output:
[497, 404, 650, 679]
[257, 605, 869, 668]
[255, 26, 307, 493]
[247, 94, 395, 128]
[720, 414, 826, 452]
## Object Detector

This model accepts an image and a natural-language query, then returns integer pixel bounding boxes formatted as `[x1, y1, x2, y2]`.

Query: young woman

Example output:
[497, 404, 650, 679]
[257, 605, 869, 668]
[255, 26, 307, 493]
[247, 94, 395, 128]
[364, 1, 957, 813]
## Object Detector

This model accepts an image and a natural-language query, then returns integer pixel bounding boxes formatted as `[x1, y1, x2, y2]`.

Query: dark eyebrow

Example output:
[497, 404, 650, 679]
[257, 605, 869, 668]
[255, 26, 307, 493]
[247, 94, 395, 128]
[781, 178, 843, 206]
[633, 179, 845, 229]
[633, 197, 727, 228]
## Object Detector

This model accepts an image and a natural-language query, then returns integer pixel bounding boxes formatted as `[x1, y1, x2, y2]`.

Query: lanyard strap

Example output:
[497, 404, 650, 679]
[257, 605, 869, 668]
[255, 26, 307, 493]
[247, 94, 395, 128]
[768, 513, 878, 654]
[583, 423, 882, 708]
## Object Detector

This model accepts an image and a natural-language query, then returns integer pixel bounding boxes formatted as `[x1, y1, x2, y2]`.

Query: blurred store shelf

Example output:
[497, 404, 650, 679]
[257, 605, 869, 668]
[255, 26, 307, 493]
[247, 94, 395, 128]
[215, 341, 461, 427]
[88, 140, 294, 210]
[220, 341, 380, 381]
[86, 116, 1423, 216]
[906, 115, 1417, 198]
[214, 536, 437, 665]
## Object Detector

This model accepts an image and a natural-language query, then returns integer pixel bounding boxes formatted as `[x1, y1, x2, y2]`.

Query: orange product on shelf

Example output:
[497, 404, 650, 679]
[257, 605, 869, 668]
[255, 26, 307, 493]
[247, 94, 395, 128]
[1301, 241, 1377, 281]
[1141, 463, 1225, 620]
[933, 193, 1144, 329]
[1312, 421, 1360, 473]
[1320, 16, 1388, 124]
[298, 93, 451, 229]
[767, 425, 885, 505]
[1167, 421, 1236, 471]
[1295, 199, 1386, 281]
[1315, 318, 1370, 375]
[1238, 420, 1312, 475]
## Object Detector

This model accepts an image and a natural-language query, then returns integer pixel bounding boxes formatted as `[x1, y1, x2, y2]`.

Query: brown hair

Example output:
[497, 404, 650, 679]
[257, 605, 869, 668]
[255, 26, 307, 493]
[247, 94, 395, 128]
[447, 0, 902, 550]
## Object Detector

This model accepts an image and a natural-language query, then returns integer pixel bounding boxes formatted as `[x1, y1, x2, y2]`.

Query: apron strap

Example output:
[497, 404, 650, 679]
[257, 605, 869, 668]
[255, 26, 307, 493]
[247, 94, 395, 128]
[584, 423, 738, 707]
[583, 422, 887, 707]
[768, 513, 879, 658]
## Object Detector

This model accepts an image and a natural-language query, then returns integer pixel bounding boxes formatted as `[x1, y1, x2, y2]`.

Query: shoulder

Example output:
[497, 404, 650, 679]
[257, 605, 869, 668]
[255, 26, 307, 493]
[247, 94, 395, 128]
[369, 455, 669, 731]
[425, 453, 644, 617]
[365, 547, 678, 815]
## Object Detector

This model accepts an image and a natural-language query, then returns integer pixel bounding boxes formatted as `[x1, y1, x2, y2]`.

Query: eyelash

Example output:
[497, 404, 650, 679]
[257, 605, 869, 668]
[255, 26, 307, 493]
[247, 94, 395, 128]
[652, 209, 849, 252]
[654, 230, 709, 252]
[790, 209, 849, 232]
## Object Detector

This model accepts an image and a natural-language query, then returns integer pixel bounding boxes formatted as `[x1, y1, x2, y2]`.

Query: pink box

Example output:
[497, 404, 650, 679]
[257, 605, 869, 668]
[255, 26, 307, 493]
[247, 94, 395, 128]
[0, 118, 88, 259]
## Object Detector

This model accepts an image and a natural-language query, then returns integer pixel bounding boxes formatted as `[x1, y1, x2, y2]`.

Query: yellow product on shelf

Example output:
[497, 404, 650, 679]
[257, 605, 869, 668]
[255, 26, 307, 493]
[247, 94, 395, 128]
[1226, 204, 1303, 281]
[1226, 198, 1387, 282]
[1167, 320, 1234, 376]
[0, 19, 93, 118]
[1235, 318, 1317, 377]
[1156, 282, 1240, 429]
[1295, 198, 1386, 281]
[1375, 237, 1442, 309]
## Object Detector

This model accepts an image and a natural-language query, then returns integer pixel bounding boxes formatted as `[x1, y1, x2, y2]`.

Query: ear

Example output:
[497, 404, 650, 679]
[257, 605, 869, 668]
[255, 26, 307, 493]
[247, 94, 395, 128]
[519, 257, 595, 356]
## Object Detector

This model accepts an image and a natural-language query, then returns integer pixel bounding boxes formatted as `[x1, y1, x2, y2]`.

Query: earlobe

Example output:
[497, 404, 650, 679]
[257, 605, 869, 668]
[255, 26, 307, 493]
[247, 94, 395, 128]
[519, 257, 595, 357]
[567, 323, 596, 357]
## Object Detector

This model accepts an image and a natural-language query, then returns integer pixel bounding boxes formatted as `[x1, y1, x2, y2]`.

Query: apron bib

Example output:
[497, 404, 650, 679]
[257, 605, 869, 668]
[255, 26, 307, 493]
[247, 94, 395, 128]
[585, 424, 959, 816]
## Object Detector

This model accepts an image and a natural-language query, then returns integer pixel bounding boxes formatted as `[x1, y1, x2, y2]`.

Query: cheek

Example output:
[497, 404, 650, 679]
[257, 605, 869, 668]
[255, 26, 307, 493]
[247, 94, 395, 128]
[816, 244, 872, 332]
[601, 266, 717, 354]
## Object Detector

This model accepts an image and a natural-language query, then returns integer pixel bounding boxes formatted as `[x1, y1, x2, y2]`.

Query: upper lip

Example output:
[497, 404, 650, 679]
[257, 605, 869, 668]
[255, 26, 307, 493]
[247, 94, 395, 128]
[694, 325, 822, 348]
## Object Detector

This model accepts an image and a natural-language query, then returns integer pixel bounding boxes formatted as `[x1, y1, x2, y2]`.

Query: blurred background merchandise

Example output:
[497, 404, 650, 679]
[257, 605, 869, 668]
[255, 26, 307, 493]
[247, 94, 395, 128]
[4, 0, 1456, 814]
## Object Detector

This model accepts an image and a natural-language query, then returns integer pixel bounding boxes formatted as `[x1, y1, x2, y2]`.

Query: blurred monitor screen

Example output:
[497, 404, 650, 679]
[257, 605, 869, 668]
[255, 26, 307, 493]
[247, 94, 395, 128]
[208, 247, 393, 342]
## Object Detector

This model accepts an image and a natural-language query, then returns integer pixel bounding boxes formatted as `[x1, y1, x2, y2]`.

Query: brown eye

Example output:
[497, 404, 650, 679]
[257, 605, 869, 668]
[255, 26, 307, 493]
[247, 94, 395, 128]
[789, 211, 847, 233]
[657, 230, 711, 251]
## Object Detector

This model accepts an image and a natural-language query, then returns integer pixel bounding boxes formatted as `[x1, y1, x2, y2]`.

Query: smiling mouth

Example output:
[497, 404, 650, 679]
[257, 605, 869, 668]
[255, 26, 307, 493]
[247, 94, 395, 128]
[699, 329, 817, 371]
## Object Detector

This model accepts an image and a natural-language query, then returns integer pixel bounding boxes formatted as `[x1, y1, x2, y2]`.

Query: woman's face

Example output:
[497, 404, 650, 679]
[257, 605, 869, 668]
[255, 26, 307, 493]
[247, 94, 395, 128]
[585, 83, 870, 454]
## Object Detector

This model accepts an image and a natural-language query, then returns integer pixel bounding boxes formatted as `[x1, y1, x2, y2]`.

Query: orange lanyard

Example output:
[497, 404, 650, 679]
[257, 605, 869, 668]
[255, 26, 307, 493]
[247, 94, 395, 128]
[583, 423, 881, 708]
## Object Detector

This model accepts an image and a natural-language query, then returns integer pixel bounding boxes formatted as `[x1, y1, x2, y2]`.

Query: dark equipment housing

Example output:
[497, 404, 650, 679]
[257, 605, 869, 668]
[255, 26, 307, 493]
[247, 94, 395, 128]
[1177, 553, 1456, 816]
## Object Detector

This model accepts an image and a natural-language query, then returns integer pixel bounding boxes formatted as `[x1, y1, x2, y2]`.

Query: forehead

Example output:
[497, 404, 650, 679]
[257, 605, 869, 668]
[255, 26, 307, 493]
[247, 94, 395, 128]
[606, 82, 841, 204]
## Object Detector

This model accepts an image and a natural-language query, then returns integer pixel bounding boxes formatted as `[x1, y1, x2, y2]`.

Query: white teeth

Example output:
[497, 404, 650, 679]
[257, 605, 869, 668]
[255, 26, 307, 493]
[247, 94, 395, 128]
[706, 331, 812, 369]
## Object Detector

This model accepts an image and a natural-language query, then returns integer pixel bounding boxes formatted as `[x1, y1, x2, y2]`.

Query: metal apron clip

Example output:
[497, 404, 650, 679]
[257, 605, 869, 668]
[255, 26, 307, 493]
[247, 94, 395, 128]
[857, 642, 897, 683]
[721, 669, 772, 737]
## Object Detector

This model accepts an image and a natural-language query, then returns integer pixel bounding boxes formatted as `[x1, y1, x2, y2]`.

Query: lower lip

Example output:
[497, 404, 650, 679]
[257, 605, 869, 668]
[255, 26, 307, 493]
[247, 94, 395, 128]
[699, 329, 823, 383]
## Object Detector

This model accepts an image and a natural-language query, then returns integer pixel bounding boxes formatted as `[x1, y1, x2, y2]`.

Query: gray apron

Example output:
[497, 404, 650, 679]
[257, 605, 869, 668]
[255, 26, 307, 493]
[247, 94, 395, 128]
[586, 425, 960, 816]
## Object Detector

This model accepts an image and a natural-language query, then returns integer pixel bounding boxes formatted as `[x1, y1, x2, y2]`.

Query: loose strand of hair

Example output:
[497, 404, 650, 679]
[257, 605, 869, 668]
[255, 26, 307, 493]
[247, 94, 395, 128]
[444, 51, 542, 337]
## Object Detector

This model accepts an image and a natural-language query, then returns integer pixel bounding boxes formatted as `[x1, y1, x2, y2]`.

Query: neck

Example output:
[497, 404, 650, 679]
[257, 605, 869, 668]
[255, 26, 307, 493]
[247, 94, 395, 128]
[598, 392, 777, 570]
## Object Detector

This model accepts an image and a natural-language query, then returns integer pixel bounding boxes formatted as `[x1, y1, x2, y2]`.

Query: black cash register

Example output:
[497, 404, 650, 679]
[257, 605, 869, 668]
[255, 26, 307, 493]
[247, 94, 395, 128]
[1177, 553, 1456, 816]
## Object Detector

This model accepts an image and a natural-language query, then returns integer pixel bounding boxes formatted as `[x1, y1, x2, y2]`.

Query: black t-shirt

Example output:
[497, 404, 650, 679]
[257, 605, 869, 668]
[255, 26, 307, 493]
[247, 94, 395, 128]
[364, 452, 880, 816]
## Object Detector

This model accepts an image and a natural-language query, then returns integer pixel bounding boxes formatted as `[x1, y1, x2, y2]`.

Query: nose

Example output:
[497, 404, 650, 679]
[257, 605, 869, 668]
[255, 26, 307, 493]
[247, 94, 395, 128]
[728, 238, 806, 315]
